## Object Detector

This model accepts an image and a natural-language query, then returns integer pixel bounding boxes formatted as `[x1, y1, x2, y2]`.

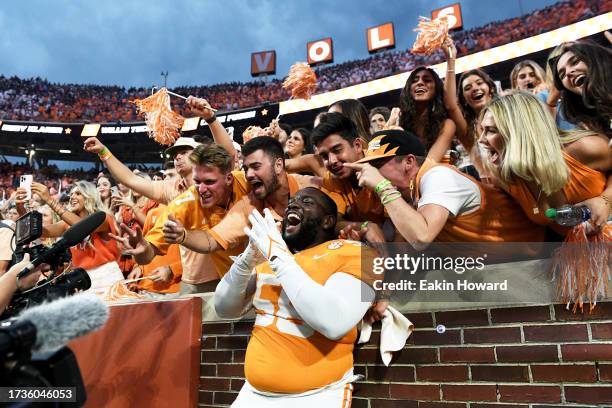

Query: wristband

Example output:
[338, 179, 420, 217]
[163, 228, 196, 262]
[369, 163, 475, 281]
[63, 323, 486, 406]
[205, 114, 217, 125]
[98, 147, 113, 161]
[177, 229, 187, 245]
[360, 221, 369, 230]
[375, 179, 392, 194]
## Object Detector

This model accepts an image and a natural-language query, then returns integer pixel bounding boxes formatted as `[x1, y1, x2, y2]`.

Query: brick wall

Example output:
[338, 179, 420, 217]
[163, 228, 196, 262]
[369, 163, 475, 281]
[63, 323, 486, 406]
[199, 303, 612, 407]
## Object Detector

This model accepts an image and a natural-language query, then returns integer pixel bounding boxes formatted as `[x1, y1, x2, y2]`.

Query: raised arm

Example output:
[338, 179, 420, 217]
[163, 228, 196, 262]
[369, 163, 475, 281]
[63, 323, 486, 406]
[442, 38, 471, 150]
[84, 137, 161, 201]
[186, 96, 236, 158]
[214, 244, 259, 319]
[285, 154, 326, 177]
[426, 118, 456, 163]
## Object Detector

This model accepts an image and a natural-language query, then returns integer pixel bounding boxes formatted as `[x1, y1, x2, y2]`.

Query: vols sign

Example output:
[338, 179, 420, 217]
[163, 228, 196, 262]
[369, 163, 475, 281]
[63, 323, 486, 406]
[367, 22, 395, 53]
[432, 3, 463, 30]
[307, 38, 333, 65]
[251, 50, 276, 76]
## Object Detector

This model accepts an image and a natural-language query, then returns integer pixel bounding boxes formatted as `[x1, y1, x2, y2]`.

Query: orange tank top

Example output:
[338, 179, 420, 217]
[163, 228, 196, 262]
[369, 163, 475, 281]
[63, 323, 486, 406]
[68, 213, 121, 270]
[506, 152, 606, 235]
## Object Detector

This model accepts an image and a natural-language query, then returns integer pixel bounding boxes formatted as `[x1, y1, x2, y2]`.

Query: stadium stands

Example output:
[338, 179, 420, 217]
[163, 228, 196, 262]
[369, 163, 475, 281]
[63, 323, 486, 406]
[0, 0, 608, 123]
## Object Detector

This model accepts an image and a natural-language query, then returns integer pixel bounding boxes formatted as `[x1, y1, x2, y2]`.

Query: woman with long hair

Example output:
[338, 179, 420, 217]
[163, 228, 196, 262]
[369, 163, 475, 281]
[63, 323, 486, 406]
[550, 41, 612, 139]
[398, 66, 455, 162]
[329, 99, 372, 142]
[478, 91, 611, 233]
[284, 128, 312, 160]
[443, 38, 498, 179]
[535, 43, 577, 131]
[510, 60, 547, 93]
[96, 173, 114, 211]
[30, 180, 123, 294]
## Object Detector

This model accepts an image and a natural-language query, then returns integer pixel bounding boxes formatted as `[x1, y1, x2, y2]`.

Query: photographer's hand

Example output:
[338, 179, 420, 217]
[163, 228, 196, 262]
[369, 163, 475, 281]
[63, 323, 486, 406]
[0, 254, 43, 312]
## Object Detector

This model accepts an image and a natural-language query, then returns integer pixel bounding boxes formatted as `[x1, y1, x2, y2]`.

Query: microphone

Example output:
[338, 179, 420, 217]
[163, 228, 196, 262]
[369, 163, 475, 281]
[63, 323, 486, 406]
[0, 292, 109, 358]
[17, 211, 106, 279]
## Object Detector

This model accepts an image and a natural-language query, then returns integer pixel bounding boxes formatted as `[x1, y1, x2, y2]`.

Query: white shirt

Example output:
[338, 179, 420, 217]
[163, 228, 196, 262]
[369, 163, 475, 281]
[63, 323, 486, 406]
[418, 166, 481, 217]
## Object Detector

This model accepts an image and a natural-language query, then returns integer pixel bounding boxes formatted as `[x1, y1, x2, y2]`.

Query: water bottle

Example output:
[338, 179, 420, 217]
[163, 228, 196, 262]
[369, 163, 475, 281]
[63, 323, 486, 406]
[545, 205, 591, 226]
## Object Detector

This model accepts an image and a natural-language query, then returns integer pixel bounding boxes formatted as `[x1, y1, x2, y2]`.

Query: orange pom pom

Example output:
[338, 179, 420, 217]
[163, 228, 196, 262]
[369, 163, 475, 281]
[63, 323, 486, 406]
[133, 87, 185, 146]
[242, 125, 266, 143]
[411, 16, 450, 55]
[283, 62, 317, 100]
[103, 280, 144, 302]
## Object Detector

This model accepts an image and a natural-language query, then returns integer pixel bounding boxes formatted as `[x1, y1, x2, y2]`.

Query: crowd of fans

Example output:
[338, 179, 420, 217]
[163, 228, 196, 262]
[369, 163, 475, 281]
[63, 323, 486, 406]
[0, 0, 607, 123]
[0, 0, 609, 399]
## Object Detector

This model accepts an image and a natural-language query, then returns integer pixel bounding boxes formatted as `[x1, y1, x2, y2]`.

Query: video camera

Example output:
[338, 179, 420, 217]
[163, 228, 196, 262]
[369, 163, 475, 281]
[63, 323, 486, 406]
[12, 211, 71, 268]
[2, 212, 91, 318]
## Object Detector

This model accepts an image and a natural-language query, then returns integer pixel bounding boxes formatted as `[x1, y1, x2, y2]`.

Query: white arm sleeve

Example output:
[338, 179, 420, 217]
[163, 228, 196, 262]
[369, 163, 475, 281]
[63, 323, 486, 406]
[271, 257, 375, 340]
[214, 249, 259, 319]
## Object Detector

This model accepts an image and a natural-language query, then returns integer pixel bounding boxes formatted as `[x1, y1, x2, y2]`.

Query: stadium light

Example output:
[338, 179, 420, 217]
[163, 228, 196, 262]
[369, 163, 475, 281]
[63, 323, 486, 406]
[59, 149, 71, 154]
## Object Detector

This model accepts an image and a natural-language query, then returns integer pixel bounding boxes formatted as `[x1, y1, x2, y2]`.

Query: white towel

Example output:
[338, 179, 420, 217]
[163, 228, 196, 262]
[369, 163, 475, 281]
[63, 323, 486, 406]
[358, 306, 414, 366]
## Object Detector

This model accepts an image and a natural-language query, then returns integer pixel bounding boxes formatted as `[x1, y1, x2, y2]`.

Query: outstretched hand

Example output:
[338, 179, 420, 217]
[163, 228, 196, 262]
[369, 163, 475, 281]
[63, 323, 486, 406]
[162, 213, 185, 244]
[109, 223, 148, 256]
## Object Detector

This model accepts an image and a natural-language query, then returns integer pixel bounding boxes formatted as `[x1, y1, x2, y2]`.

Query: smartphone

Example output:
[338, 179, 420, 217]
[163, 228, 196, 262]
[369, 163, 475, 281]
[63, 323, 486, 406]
[111, 186, 119, 197]
[20, 175, 33, 200]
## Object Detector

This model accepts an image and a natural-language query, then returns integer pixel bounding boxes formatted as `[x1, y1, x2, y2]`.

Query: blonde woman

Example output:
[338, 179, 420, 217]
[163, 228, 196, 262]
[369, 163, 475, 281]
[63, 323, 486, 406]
[38, 204, 61, 246]
[29, 180, 123, 294]
[478, 91, 611, 234]
[510, 60, 547, 93]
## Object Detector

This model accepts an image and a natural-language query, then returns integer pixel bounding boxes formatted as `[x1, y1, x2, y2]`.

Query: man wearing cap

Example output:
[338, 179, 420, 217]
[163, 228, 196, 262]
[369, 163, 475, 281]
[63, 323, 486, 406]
[344, 130, 546, 249]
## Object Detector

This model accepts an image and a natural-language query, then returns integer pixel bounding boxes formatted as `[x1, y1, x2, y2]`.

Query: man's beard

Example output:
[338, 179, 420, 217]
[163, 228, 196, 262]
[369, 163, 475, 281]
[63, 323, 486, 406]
[258, 173, 280, 200]
[283, 216, 320, 252]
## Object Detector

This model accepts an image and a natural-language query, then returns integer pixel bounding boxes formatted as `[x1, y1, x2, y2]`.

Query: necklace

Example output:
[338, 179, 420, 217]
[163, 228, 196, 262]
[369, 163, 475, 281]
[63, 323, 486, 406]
[533, 189, 543, 215]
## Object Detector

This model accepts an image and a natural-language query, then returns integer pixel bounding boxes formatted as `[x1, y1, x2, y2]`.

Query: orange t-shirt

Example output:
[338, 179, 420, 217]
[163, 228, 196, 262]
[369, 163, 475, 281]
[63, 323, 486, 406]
[146, 171, 250, 281]
[321, 170, 386, 224]
[209, 173, 320, 250]
[137, 206, 181, 293]
[67, 213, 121, 270]
[506, 152, 606, 235]
[245, 239, 377, 393]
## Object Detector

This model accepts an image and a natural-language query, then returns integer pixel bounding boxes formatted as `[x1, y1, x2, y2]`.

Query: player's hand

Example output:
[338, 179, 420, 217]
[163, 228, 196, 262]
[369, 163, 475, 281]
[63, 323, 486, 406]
[162, 213, 186, 244]
[244, 208, 292, 263]
[83, 137, 106, 154]
[364, 299, 389, 324]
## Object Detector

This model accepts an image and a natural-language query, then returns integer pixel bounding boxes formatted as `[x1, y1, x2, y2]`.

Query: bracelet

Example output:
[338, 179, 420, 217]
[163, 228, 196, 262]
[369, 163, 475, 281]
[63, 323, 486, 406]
[447, 69, 455, 73]
[205, 114, 217, 125]
[98, 147, 113, 161]
[375, 179, 392, 194]
[177, 229, 187, 245]
[360, 221, 369, 230]
[382, 191, 402, 206]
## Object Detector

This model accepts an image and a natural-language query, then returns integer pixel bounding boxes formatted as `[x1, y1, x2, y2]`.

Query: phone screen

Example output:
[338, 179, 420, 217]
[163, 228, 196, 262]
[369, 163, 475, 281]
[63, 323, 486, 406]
[20, 175, 33, 200]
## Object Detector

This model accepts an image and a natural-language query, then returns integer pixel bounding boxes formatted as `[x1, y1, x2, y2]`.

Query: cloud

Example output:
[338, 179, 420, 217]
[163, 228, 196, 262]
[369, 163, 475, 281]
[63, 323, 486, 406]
[0, 0, 560, 87]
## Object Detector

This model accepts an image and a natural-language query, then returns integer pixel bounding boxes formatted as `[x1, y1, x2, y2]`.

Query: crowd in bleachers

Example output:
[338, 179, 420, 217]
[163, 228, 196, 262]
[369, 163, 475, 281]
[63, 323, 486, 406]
[0, 0, 608, 123]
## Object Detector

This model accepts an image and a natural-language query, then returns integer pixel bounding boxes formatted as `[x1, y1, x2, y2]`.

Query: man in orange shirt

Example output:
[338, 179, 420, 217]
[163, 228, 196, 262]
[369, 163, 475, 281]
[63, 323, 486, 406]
[215, 188, 377, 407]
[119, 144, 250, 292]
[311, 112, 387, 243]
[162, 136, 321, 255]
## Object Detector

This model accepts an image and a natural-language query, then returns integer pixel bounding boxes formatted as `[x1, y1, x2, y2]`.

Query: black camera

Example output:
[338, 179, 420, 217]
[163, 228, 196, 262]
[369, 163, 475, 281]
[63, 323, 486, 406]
[2, 268, 91, 319]
[15, 211, 43, 248]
